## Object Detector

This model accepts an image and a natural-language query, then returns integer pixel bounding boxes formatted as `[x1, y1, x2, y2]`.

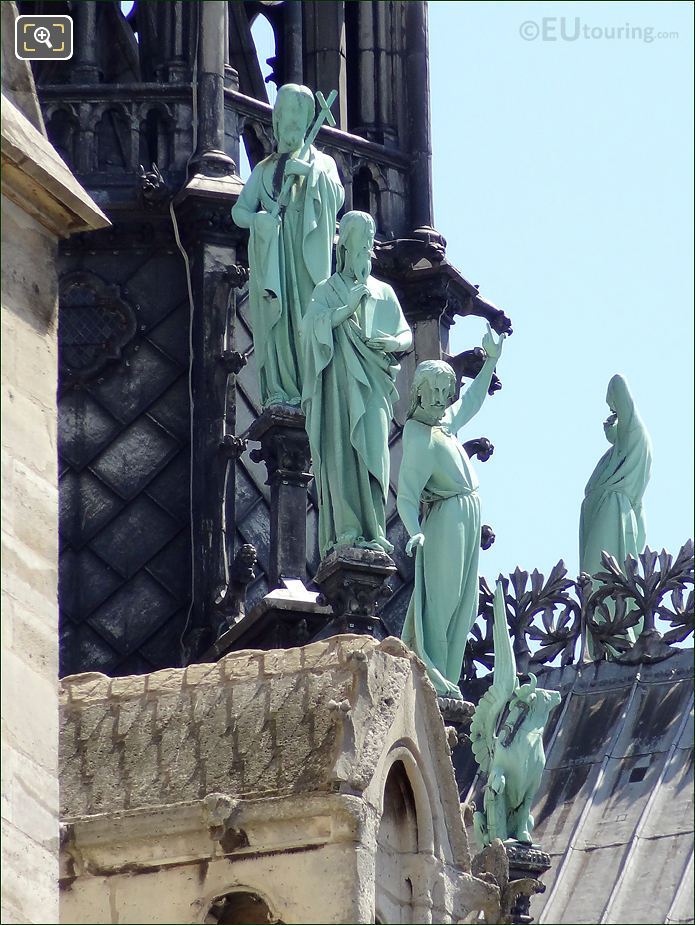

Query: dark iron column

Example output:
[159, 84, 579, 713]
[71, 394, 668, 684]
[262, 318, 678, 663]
[405, 0, 435, 232]
[176, 0, 246, 660]
[189, 0, 236, 178]
[71, 1, 100, 84]
[302, 2, 346, 128]
[248, 406, 312, 590]
[283, 1, 304, 85]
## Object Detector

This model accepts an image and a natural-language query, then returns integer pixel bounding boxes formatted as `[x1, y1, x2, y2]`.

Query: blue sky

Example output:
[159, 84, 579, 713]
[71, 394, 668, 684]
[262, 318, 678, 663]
[429, 1, 694, 582]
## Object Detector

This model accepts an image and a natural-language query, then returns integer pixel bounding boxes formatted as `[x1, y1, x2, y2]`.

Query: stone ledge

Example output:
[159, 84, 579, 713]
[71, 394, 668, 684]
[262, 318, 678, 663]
[60, 635, 392, 707]
[60, 791, 370, 875]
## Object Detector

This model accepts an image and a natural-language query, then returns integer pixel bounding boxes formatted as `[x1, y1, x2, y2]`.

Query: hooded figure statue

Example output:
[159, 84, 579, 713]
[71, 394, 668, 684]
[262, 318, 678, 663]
[579, 373, 652, 580]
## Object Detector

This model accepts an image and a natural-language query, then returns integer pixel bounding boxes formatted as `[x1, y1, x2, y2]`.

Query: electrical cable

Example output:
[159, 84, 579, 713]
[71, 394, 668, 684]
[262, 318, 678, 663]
[168, 4, 200, 663]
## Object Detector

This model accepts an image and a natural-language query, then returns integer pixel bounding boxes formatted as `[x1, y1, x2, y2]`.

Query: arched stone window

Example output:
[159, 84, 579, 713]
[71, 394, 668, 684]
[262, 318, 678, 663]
[375, 760, 419, 924]
[352, 165, 378, 216]
[204, 890, 283, 925]
[96, 107, 132, 172]
[249, 12, 278, 105]
[46, 108, 78, 169]
[138, 108, 173, 171]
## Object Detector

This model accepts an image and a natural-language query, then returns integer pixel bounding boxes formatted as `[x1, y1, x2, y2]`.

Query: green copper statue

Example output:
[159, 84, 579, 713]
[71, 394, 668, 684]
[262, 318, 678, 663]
[470, 582, 562, 847]
[301, 210, 412, 556]
[397, 328, 503, 700]
[232, 85, 344, 408]
[579, 373, 652, 580]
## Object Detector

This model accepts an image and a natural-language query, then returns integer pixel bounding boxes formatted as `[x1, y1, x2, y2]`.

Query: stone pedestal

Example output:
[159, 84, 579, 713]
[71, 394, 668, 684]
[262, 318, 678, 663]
[201, 579, 333, 658]
[439, 696, 475, 782]
[313, 547, 396, 638]
[249, 405, 312, 589]
[505, 842, 551, 925]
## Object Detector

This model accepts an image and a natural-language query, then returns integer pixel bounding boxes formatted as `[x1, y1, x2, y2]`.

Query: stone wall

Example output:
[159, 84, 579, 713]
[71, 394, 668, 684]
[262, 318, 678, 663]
[1, 190, 62, 924]
[59, 636, 499, 923]
[1, 5, 108, 920]
[60, 638, 372, 816]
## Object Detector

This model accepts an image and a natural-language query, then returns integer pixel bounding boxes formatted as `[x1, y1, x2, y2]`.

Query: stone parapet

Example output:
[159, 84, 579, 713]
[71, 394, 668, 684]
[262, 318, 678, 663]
[59, 634, 503, 924]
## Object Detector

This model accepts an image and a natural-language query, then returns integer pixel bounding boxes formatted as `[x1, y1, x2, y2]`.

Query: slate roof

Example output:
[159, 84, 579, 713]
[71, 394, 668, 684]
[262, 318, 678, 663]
[529, 650, 693, 925]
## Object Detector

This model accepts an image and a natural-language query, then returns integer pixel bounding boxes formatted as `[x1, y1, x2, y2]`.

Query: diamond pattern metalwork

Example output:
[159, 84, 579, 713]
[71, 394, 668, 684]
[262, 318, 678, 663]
[58, 250, 192, 677]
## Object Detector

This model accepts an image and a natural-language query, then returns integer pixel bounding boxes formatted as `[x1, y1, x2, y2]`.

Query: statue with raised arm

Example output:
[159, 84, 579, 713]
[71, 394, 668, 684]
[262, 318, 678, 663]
[470, 582, 562, 847]
[231, 85, 344, 408]
[301, 211, 412, 556]
[580, 373, 652, 580]
[397, 327, 503, 700]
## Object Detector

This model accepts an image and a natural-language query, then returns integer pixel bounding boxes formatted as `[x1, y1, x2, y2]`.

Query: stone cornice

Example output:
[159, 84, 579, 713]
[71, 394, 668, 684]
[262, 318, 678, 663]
[1, 93, 109, 237]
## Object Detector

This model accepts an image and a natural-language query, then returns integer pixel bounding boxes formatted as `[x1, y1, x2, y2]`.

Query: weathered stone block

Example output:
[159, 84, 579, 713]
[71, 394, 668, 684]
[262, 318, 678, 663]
[1, 819, 58, 925]
[0, 530, 55, 603]
[2, 743, 58, 847]
[183, 662, 223, 687]
[5, 457, 58, 563]
[1, 648, 57, 770]
[219, 650, 264, 681]
[7, 331, 57, 412]
[0, 584, 57, 677]
[61, 673, 110, 705]
[109, 676, 147, 701]
[145, 667, 185, 696]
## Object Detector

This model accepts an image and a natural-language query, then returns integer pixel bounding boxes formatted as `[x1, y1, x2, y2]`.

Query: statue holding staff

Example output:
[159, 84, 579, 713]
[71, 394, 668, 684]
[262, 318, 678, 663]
[232, 85, 344, 408]
[301, 210, 412, 557]
[397, 327, 504, 700]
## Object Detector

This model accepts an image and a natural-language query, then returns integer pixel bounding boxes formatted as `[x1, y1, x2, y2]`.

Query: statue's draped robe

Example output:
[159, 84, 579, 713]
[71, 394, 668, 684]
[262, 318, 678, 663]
[397, 371, 494, 700]
[233, 146, 343, 406]
[580, 375, 652, 575]
[301, 274, 410, 556]
[580, 375, 652, 641]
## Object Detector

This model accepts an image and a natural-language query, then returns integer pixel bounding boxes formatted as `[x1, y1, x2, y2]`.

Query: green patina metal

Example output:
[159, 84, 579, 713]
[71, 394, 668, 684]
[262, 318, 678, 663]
[580, 373, 652, 577]
[232, 84, 344, 408]
[470, 582, 562, 847]
[301, 211, 412, 557]
[396, 326, 503, 700]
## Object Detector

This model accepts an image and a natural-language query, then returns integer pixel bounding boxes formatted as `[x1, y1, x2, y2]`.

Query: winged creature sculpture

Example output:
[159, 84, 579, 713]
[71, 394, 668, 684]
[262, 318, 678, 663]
[470, 582, 562, 847]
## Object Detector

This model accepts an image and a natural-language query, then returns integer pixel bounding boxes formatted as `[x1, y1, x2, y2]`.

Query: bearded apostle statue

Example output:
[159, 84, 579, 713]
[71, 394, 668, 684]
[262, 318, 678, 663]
[232, 84, 344, 408]
[301, 211, 412, 557]
[397, 328, 504, 701]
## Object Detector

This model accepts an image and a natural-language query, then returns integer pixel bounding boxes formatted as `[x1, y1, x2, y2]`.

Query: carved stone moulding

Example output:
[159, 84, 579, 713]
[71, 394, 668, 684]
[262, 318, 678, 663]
[248, 404, 312, 487]
[314, 546, 396, 638]
[438, 696, 475, 727]
[58, 270, 137, 383]
[505, 841, 551, 925]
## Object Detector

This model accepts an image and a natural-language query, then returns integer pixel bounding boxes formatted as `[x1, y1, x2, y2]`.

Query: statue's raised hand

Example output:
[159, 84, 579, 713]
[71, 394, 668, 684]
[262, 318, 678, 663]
[347, 284, 370, 314]
[482, 322, 505, 361]
[405, 533, 425, 557]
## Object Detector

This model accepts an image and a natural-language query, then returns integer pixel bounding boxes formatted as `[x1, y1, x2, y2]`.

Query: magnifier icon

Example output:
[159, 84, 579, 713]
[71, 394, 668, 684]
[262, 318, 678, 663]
[34, 25, 53, 49]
